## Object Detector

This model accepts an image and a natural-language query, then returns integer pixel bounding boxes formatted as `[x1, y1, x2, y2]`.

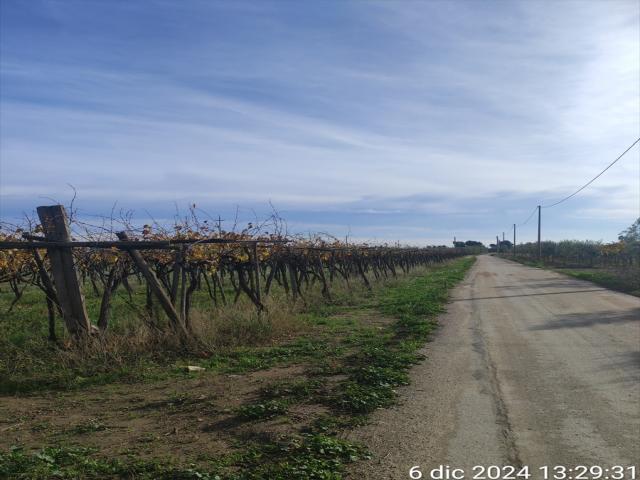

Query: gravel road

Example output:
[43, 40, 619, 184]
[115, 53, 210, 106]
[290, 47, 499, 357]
[346, 255, 640, 479]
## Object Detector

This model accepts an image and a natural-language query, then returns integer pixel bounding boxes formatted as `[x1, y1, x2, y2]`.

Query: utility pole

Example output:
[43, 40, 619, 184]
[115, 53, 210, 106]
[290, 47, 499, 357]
[537, 205, 542, 261]
[496, 235, 500, 253]
[513, 223, 516, 256]
[502, 232, 505, 242]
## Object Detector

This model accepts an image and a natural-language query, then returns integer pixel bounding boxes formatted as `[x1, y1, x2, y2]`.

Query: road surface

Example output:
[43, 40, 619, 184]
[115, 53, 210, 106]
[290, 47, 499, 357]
[347, 255, 640, 479]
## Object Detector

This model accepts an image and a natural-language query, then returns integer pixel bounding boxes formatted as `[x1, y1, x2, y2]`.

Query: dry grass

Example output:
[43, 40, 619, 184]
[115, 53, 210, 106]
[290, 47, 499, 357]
[189, 296, 300, 348]
[0, 266, 430, 394]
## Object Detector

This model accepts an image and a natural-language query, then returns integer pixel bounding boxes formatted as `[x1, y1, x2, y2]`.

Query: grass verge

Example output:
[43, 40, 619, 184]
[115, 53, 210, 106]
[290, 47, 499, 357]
[555, 268, 640, 296]
[500, 255, 639, 296]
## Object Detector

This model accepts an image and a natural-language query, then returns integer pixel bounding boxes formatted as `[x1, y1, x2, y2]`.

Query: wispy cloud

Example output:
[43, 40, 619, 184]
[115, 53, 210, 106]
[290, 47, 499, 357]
[1, 0, 638, 245]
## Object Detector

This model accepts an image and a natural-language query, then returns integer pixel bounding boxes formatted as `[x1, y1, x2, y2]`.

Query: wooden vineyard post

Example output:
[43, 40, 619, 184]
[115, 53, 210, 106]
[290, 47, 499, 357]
[36, 205, 91, 336]
[31, 248, 60, 313]
[252, 242, 262, 307]
[116, 232, 187, 336]
[179, 247, 187, 324]
[97, 268, 117, 331]
[288, 262, 299, 300]
[170, 248, 182, 305]
[32, 248, 61, 341]
[356, 257, 371, 290]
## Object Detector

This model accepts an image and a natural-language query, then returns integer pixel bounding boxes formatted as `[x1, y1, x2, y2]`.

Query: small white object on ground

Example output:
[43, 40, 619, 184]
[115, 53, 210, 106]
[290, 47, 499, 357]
[186, 365, 205, 372]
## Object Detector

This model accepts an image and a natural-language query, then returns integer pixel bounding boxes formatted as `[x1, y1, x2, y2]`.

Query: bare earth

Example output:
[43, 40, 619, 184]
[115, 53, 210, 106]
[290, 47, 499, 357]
[346, 255, 640, 478]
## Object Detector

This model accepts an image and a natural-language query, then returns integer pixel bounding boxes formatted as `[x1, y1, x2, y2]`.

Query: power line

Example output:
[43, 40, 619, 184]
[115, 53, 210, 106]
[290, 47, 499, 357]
[541, 137, 640, 208]
[503, 205, 536, 237]
[500, 137, 639, 247]
[517, 206, 539, 227]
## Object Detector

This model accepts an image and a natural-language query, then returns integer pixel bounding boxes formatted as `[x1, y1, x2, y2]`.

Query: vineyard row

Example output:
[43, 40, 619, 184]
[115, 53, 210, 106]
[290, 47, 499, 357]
[508, 240, 639, 268]
[0, 205, 472, 341]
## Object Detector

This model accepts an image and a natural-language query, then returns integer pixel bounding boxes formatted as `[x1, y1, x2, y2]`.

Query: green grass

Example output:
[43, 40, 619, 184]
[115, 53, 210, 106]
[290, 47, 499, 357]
[501, 255, 639, 296]
[0, 445, 220, 480]
[235, 400, 289, 421]
[1, 436, 369, 480]
[201, 338, 343, 374]
[326, 257, 475, 415]
[0, 280, 154, 344]
[557, 269, 640, 296]
[234, 434, 370, 480]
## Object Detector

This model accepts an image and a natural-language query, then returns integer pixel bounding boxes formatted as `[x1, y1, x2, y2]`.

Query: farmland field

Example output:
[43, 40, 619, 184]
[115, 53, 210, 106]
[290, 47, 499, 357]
[0, 255, 475, 479]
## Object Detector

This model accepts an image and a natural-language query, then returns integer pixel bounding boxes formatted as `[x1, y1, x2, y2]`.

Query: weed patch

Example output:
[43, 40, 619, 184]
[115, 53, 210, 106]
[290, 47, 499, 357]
[236, 434, 370, 480]
[235, 400, 289, 421]
[0, 445, 216, 479]
[68, 418, 108, 435]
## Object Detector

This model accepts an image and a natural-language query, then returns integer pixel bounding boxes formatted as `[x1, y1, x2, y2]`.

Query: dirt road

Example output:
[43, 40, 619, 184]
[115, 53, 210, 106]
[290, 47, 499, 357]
[347, 255, 640, 479]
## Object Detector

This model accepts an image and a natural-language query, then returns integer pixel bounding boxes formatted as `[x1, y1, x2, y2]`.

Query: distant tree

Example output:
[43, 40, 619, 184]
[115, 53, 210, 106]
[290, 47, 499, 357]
[465, 240, 484, 247]
[454, 241, 466, 248]
[618, 217, 640, 258]
[619, 217, 640, 243]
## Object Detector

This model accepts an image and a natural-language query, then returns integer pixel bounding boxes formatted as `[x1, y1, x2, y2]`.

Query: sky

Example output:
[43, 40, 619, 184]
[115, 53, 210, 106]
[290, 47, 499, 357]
[1, 0, 639, 246]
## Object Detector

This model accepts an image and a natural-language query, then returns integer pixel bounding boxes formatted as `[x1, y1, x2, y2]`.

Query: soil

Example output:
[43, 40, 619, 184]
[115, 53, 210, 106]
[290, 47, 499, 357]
[0, 307, 397, 466]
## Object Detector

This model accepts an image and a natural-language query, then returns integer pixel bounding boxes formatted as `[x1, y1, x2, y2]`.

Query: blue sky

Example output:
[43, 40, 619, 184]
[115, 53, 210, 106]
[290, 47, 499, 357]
[1, 0, 638, 246]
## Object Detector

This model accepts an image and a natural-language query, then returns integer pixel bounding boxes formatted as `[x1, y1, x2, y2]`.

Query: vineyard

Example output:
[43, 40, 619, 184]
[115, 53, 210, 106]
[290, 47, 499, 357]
[0, 205, 479, 478]
[510, 240, 638, 268]
[499, 221, 640, 295]
[0, 205, 469, 343]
